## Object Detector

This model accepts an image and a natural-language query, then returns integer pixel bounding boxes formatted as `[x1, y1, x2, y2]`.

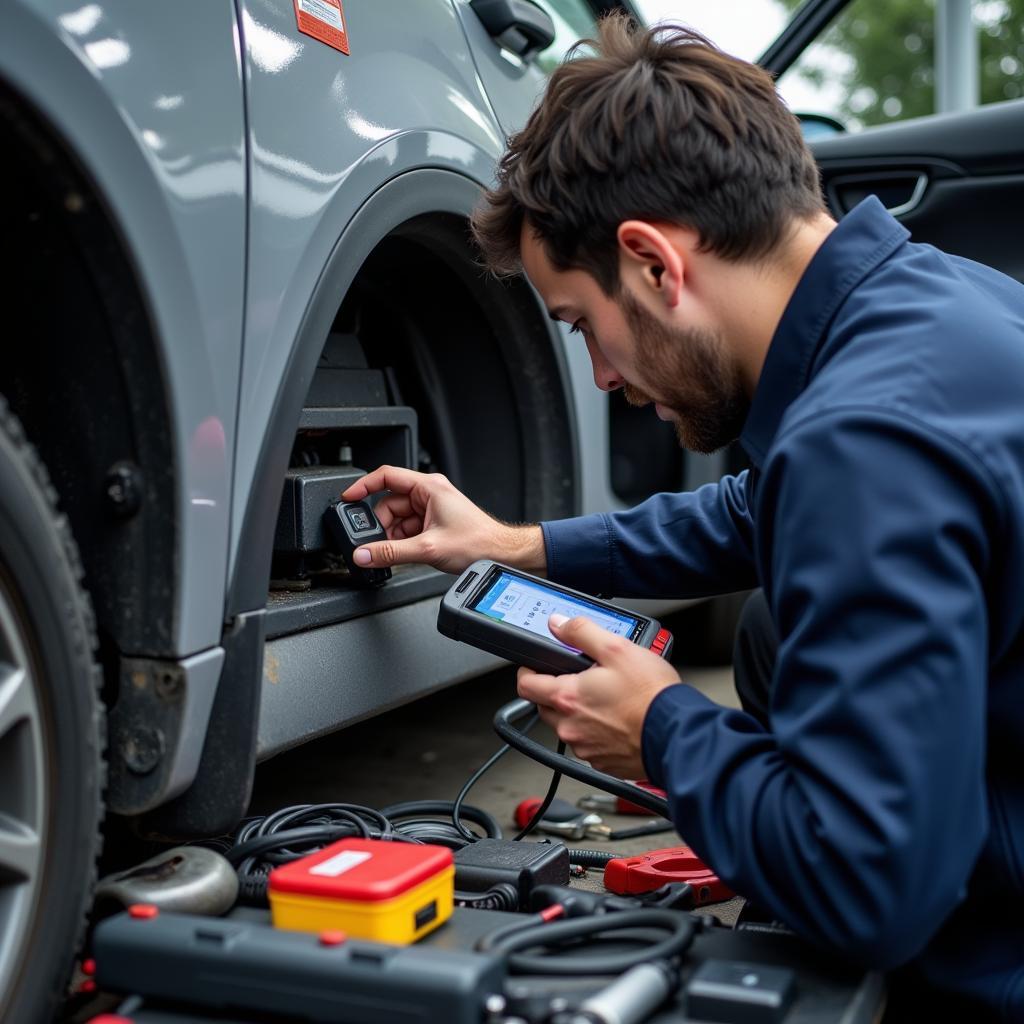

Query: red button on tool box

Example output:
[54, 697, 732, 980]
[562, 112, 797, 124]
[268, 838, 454, 944]
[604, 845, 734, 905]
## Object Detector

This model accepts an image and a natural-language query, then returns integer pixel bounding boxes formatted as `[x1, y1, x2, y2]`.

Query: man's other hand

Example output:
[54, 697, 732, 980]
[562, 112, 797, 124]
[516, 613, 682, 778]
[340, 465, 546, 575]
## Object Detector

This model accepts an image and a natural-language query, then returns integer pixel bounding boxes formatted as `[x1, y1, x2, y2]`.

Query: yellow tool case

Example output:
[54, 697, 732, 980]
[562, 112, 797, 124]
[268, 837, 454, 944]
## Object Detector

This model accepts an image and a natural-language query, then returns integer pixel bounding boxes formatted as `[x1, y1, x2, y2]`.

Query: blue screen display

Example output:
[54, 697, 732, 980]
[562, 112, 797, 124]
[472, 572, 639, 650]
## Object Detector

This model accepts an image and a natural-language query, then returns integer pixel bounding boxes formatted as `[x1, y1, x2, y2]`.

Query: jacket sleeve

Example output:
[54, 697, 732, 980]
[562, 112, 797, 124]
[641, 410, 998, 969]
[540, 471, 758, 598]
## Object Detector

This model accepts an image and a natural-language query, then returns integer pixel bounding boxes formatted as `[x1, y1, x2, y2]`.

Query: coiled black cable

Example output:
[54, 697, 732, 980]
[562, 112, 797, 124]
[225, 696, 672, 907]
[226, 799, 500, 904]
[380, 800, 504, 848]
[477, 908, 699, 975]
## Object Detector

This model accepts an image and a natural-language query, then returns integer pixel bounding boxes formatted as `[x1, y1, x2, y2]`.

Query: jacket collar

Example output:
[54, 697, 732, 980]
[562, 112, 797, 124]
[740, 196, 910, 468]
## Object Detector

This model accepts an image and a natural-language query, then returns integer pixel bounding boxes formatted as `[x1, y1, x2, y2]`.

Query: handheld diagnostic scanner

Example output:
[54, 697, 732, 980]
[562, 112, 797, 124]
[437, 560, 673, 674]
[323, 500, 392, 588]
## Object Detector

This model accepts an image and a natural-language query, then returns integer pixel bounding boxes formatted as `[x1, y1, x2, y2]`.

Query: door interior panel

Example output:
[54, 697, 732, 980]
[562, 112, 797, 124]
[810, 98, 1024, 282]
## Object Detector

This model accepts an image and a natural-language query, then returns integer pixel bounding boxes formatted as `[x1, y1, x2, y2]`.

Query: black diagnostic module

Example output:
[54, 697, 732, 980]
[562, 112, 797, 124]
[437, 560, 673, 674]
[322, 500, 392, 588]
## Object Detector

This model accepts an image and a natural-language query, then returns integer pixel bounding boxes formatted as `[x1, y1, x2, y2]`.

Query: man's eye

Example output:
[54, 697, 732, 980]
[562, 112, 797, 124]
[568, 318, 584, 335]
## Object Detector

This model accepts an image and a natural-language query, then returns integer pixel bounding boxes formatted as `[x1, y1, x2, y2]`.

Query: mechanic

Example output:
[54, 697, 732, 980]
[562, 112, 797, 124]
[341, 14, 1024, 1019]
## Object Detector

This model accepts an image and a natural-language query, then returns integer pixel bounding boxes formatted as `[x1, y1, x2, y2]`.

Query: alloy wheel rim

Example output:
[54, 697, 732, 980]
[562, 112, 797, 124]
[0, 569, 47, 1007]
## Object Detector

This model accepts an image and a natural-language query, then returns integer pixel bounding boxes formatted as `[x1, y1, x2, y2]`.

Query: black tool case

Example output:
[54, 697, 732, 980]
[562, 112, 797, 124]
[84, 904, 884, 1024]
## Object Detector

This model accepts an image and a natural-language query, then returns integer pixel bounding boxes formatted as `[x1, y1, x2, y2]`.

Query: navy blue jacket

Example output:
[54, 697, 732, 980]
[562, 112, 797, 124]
[541, 198, 1024, 1016]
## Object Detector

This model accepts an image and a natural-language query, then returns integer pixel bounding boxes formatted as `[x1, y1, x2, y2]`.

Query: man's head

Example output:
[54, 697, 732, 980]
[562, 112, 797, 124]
[471, 14, 828, 452]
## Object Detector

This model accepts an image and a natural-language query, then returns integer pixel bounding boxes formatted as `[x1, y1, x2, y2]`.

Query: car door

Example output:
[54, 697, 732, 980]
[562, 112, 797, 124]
[763, 0, 1024, 284]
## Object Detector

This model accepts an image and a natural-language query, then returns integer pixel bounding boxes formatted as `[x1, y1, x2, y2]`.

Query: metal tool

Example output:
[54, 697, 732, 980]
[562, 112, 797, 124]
[578, 779, 667, 816]
[94, 846, 239, 916]
[567, 960, 677, 1024]
[514, 797, 611, 840]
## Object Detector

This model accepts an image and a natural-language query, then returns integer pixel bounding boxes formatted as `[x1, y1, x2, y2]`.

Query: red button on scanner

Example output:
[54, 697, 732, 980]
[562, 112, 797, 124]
[651, 628, 672, 657]
[128, 903, 159, 920]
[319, 929, 347, 946]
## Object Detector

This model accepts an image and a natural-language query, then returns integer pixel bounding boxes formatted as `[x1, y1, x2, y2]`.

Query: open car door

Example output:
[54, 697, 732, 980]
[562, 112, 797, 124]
[762, 0, 1024, 284]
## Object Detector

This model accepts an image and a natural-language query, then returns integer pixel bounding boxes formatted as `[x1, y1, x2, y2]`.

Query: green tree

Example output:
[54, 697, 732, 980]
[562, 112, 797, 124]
[777, 0, 1024, 127]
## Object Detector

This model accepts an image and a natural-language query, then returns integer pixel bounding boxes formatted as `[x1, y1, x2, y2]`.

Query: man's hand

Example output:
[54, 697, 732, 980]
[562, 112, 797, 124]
[340, 465, 546, 575]
[517, 614, 682, 778]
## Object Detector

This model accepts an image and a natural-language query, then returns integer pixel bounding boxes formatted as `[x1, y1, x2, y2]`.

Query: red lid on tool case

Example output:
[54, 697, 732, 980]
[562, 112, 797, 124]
[268, 838, 452, 902]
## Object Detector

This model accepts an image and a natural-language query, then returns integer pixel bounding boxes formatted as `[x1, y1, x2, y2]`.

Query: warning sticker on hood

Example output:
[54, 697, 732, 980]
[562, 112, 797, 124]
[294, 0, 349, 54]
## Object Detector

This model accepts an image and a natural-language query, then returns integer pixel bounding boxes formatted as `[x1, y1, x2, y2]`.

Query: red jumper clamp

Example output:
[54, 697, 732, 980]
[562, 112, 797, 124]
[604, 846, 734, 905]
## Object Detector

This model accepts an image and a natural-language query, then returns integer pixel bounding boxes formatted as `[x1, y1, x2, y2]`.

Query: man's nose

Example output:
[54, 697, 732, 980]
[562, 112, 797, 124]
[585, 336, 624, 392]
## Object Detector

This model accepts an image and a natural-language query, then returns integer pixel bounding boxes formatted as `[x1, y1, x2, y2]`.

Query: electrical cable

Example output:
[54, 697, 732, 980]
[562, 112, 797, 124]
[477, 908, 699, 975]
[567, 849, 622, 869]
[222, 697, 674, 908]
[453, 882, 520, 912]
[225, 799, 500, 905]
[452, 709, 540, 842]
[494, 699, 671, 819]
[381, 800, 503, 847]
[452, 742, 513, 842]
[514, 743, 566, 841]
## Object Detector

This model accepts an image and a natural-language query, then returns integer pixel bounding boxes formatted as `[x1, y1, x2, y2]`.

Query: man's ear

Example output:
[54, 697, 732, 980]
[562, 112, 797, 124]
[617, 221, 685, 309]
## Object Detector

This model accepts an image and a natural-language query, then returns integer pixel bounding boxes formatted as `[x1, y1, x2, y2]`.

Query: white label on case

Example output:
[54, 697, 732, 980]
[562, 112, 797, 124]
[309, 850, 372, 877]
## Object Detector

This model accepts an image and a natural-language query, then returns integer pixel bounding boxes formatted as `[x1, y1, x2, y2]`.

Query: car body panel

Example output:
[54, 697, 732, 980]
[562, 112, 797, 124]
[451, 0, 548, 136]
[7, 0, 1019, 805]
[231, 0, 510, 579]
[0, 0, 246, 656]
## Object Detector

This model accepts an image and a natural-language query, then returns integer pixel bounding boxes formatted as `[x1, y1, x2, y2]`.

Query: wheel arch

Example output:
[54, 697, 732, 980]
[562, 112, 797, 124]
[0, 75, 179, 663]
[227, 166, 581, 618]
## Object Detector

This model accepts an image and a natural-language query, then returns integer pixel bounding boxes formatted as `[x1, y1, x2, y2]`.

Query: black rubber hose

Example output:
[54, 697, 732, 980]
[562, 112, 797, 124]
[493, 699, 671, 819]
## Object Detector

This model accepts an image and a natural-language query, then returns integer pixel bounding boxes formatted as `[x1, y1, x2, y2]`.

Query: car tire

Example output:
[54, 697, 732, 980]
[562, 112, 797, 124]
[0, 397, 105, 1024]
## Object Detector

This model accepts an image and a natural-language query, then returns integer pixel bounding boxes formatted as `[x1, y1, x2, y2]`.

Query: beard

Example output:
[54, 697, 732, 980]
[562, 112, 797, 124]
[619, 292, 749, 454]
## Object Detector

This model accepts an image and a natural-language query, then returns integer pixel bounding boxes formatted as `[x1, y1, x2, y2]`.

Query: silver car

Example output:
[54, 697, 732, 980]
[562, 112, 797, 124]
[0, 2, 669, 1019]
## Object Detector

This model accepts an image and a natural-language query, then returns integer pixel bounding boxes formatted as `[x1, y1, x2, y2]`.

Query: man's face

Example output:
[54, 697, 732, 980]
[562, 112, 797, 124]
[520, 227, 748, 454]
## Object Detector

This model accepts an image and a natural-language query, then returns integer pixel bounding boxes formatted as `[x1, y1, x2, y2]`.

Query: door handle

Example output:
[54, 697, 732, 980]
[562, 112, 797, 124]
[827, 171, 929, 218]
[470, 0, 556, 62]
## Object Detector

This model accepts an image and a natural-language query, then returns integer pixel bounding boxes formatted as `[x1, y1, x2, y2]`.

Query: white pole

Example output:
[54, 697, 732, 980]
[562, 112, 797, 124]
[936, 0, 978, 113]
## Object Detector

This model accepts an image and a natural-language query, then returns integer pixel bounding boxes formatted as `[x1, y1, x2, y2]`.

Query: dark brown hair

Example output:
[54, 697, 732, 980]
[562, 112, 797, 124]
[471, 13, 824, 294]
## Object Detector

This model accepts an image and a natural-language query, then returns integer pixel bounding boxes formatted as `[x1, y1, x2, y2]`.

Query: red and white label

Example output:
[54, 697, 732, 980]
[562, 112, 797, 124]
[294, 0, 349, 54]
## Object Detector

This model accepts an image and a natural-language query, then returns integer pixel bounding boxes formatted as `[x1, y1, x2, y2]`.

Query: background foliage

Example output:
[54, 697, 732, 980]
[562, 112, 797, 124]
[777, 0, 1024, 126]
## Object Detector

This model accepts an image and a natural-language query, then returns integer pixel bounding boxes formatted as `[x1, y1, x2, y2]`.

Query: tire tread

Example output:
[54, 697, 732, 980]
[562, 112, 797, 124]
[0, 395, 106, 1022]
